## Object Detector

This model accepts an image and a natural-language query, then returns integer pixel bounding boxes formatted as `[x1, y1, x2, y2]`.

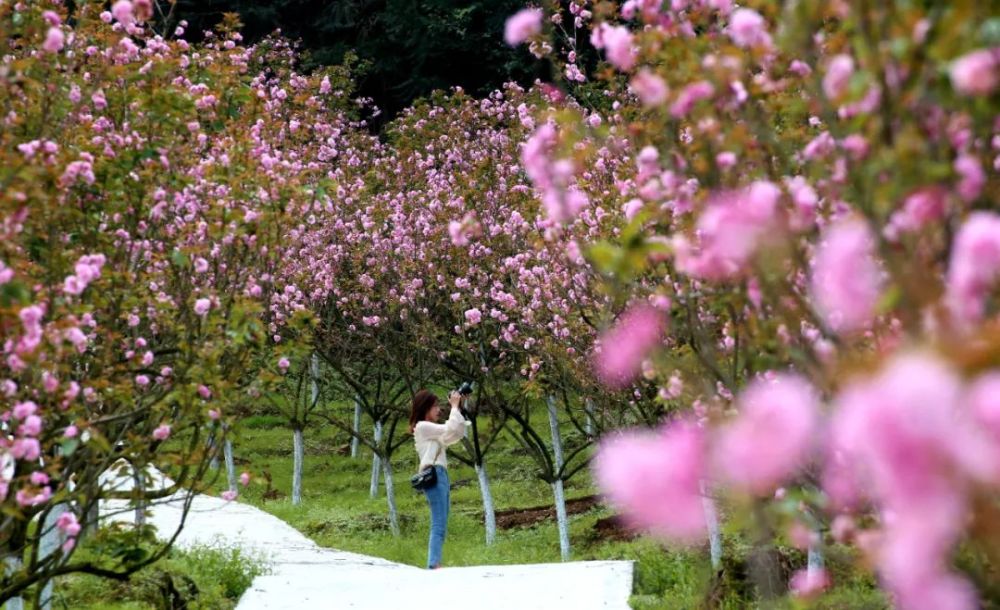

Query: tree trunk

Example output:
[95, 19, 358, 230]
[381, 457, 400, 536]
[38, 505, 67, 610]
[208, 431, 219, 470]
[133, 465, 146, 527]
[292, 427, 304, 505]
[808, 538, 824, 579]
[475, 461, 497, 546]
[84, 498, 99, 536]
[369, 421, 383, 498]
[4, 555, 24, 610]
[584, 398, 595, 438]
[547, 396, 570, 561]
[224, 437, 237, 492]
[748, 504, 782, 601]
[351, 400, 362, 459]
[701, 480, 722, 570]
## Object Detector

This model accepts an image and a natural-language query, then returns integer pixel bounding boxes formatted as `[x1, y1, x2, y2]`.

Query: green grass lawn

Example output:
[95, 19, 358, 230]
[195, 414, 886, 609]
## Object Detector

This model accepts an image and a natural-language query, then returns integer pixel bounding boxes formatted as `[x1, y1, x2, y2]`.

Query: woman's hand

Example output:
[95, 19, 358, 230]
[448, 390, 461, 409]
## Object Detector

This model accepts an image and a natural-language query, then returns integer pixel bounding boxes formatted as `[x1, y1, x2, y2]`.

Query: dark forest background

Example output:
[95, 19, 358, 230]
[167, 0, 545, 122]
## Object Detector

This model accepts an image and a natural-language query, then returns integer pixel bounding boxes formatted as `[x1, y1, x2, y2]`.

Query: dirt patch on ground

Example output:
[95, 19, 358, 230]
[591, 515, 640, 542]
[492, 495, 602, 529]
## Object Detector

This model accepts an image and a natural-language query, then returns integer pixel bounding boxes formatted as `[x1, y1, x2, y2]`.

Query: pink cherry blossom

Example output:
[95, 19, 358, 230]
[194, 298, 211, 316]
[464, 308, 483, 325]
[221, 490, 238, 502]
[152, 424, 171, 441]
[594, 420, 707, 541]
[954, 153, 985, 202]
[111, 1, 134, 25]
[278, 357, 291, 372]
[727, 9, 770, 48]
[593, 304, 666, 388]
[504, 8, 543, 46]
[673, 182, 779, 280]
[240, 472, 251, 486]
[790, 568, 830, 598]
[714, 373, 819, 494]
[823, 54, 855, 100]
[56, 512, 82, 537]
[602, 26, 636, 71]
[42, 27, 65, 54]
[629, 69, 669, 107]
[949, 48, 999, 96]
[670, 81, 714, 118]
[810, 218, 882, 334]
[945, 212, 1000, 324]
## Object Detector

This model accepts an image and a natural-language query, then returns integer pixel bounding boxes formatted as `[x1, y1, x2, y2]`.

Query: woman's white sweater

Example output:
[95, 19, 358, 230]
[414, 406, 467, 469]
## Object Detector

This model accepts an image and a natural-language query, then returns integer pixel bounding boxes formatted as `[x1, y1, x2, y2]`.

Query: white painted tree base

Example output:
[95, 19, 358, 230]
[99, 465, 634, 610]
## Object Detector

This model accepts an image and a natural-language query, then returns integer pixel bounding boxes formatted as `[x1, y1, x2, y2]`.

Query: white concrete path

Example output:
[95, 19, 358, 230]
[101, 465, 634, 610]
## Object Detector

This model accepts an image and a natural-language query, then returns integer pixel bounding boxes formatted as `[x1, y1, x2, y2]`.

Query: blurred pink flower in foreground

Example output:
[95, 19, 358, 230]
[823, 54, 855, 100]
[828, 353, 994, 610]
[810, 218, 882, 334]
[630, 69, 669, 107]
[946, 212, 1000, 325]
[504, 8, 543, 46]
[593, 304, 666, 388]
[950, 48, 999, 97]
[594, 420, 706, 541]
[790, 568, 830, 598]
[715, 373, 819, 494]
[727, 9, 771, 48]
[673, 181, 780, 280]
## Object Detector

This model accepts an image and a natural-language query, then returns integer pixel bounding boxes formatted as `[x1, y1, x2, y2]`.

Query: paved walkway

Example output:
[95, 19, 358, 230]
[101, 466, 634, 610]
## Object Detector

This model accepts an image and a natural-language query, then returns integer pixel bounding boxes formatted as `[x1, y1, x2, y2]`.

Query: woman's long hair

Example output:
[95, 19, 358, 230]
[409, 389, 437, 434]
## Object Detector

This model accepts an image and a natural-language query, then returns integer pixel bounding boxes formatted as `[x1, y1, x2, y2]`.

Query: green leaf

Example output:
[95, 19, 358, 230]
[0, 280, 31, 307]
[170, 249, 189, 269]
[587, 242, 619, 274]
[60, 438, 80, 457]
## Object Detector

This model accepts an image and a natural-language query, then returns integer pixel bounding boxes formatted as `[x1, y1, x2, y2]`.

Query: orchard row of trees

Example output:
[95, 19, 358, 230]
[0, 1, 634, 604]
[2, 0, 1000, 608]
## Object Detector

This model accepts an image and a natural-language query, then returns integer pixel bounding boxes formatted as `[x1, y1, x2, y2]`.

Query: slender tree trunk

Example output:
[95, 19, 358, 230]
[38, 505, 67, 610]
[133, 464, 146, 527]
[4, 556, 24, 610]
[475, 461, 497, 546]
[749, 503, 783, 601]
[369, 421, 382, 498]
[351, 400, 362, 459]
[382, 457, 400, 536]
[208, 431, 219, 470]
[547, 396, 570, 561]
[701, 480, 722, 570]
[584, 398, 595, 438]
[224, 437, 237, 493]
[84, 498, 99, 536]
[292, 427, 304, 505]
[808, 538, 824, 579]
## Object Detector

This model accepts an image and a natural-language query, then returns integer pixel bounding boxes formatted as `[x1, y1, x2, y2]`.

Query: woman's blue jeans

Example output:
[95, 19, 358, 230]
[423, 465, 450, 569]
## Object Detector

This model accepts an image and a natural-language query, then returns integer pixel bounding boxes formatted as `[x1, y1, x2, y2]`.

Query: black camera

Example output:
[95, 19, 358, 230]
[458, 381, 474, 396]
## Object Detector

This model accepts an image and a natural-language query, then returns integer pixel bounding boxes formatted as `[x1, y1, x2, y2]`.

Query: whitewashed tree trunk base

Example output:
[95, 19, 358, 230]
[475, 462, 497, 546]
[4, 556, 24, 610]
[224, 438, 237, 492]
[547, 397, 570, 561]
[701, 480, 722, 570]
[369, 421, 383, 498]
[292, 428, 304, 505]
[382, 458, 400, 536]
[38, 504, 67, 610]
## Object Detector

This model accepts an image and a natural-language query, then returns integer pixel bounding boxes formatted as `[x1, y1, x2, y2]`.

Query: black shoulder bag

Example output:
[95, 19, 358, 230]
[410, 441, 443, 491]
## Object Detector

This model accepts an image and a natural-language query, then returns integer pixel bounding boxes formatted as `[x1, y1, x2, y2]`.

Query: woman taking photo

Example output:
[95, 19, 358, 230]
[409, 389, 467, 569]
